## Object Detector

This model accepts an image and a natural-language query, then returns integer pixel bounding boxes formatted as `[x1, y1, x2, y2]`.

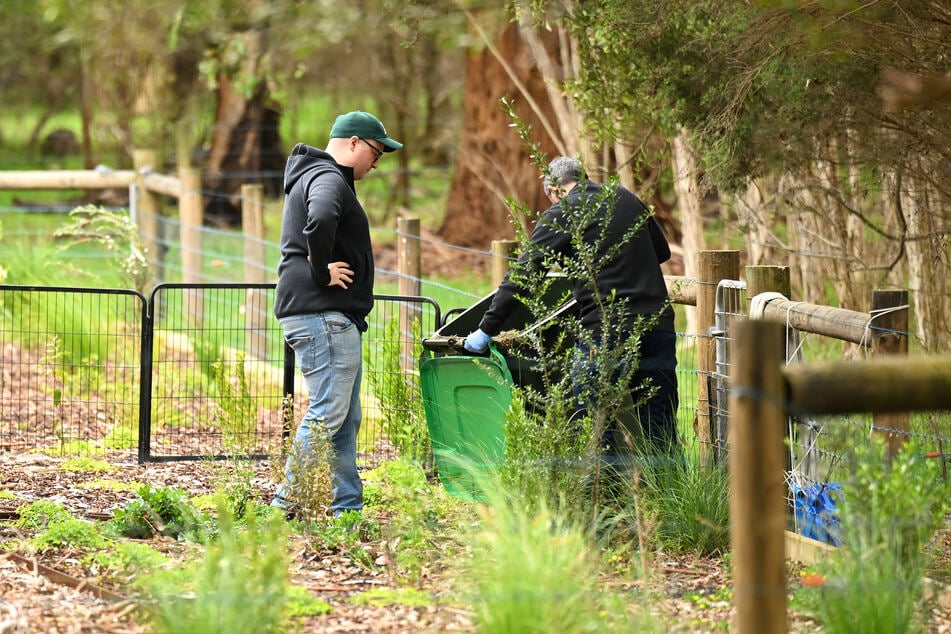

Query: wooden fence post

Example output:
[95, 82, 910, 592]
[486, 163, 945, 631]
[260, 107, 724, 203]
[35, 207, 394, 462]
[746, 265, 791, 300]
[133, 149, 164, 285]
[730, 319, 789, 634]
[491, 239, 517, 287]
[871, 289, 910, 457]
[746, 265, 793, 469]
[179, 168, 203, 321]
[242, 184, 267, 358]
[696, 250, 739, 464]
[398, 216, 421, 371]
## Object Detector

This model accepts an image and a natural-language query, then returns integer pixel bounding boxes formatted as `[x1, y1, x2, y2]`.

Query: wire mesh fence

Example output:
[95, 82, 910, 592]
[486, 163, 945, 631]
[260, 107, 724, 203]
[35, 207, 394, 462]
[0, 286, 144, 458]
[0, 284, 440, 469]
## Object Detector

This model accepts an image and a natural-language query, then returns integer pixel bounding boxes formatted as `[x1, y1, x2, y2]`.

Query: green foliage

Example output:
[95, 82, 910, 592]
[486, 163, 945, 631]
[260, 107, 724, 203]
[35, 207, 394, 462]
[212, 352, 257, 453]
[107, 484, 207, 541]
[142, 506, 292, 634]
[634, 454, 731, 555]
[30, 517, 107, 552]
[364, 315, 430, 464]
[54, 205, 152, 293]
[276, 429, 335, 523]
[349, 587, 432, 608]
[307, 511, 382, 570]
[61, 457, 116, 473]
[12, 500, 73, 530]
[364, 459, 466, 583]
[285, 585, 332, 617]
[84, 540, 169, 581]
[796, 439, 951, 633]
[456, 486, 651, 633]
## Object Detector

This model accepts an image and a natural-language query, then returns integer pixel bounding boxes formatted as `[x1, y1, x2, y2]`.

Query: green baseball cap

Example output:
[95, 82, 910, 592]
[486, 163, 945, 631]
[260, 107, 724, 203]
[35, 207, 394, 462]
[329, 111, 403, 152]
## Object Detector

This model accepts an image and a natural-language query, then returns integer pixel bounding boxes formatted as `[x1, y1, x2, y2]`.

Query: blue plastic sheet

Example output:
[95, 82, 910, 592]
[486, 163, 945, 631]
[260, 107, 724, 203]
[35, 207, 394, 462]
[791, 482, 842, 546]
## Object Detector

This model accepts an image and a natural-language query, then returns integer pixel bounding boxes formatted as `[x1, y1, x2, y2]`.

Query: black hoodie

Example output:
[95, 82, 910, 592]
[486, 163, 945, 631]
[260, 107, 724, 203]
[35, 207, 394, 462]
[273, 143, 374, 330]
[478, 180, 674, 336]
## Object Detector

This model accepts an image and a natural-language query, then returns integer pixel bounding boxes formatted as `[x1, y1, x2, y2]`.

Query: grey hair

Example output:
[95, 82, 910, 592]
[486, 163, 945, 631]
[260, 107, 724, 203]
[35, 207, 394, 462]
[542, 156, 585, 197]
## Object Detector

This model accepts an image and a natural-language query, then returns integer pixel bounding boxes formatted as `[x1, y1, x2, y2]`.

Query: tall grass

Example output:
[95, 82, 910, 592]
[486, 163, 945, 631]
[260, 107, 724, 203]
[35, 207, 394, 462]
[455, 477, 656, 633]
[142, 505, 292, 634]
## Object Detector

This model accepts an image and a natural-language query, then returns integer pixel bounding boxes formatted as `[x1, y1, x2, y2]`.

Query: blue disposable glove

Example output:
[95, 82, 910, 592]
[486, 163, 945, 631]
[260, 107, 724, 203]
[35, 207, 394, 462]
[463, 329, 491, 353]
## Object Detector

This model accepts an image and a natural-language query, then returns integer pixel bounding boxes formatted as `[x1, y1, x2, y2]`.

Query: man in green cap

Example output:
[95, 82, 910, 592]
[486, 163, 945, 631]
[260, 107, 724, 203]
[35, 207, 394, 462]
[272, 111, 402, 519]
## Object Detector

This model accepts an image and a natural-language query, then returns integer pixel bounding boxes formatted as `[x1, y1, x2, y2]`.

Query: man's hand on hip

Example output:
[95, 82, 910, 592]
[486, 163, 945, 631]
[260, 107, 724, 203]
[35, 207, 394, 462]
[327, 261, 354, 289]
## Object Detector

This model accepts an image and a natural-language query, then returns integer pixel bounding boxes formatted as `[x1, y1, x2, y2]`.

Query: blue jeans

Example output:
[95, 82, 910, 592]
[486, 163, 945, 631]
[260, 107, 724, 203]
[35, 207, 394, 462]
[273, 312, 363, 514]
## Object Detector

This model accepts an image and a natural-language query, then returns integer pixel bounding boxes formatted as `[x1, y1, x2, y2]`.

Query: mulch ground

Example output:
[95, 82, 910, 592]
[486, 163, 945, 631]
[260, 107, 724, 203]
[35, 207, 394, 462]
[0, 452, 752, 633]
[4, 452, 951, 633]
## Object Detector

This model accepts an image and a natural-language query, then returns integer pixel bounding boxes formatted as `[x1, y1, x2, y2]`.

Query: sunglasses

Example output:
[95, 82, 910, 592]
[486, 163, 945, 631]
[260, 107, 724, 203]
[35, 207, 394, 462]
[360, 138, 384, 163]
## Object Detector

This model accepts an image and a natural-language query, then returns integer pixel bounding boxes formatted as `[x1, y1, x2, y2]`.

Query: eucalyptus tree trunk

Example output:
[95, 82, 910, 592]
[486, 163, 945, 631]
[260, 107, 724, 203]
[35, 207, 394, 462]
[671, 133, 703, 334]
[440, 18, 562, 247]
[204, 29, 284, 226]
[781, 171, 825, 304]
[901, 167, 949, 351]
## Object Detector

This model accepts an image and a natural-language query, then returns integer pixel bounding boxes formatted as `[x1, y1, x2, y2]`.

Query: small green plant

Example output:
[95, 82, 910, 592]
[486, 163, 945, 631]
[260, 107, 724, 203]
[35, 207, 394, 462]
[54, 204, 152, 293]
[308, 510, 382, 569]
[13, 500, 74, 530]
[30, 516, 107, 552]
[349, 587, 432, 607]
[212, 352, 257, 454]
[142, 505, 292, 634]
[107, 484, 207, 541]
[274, 428, 335, 524]
[79, 479, 139, 493]
[364, 315, 430, 464]
[364, 459, 461, 583]
[456, 480, 652, 633]
[62, 457, 116, 473]
[285, 585, 332, 618]
[84, 540, 169, 582]
[633, 451, 731, 555]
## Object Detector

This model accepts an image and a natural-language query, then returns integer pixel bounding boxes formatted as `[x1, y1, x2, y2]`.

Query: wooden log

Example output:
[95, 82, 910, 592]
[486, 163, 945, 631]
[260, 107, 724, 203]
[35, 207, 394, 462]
[0, 169, 135, 189]
[746, 265, 790, 299]
[140, 171, 183, 198]
[179, 168, 204, 322]
[133, 150, 163, 285]
[760, 299, 877, 345]
[730, 319, 788, 634]
[242, 184, 267, 359]
[784, 355, 951, 415]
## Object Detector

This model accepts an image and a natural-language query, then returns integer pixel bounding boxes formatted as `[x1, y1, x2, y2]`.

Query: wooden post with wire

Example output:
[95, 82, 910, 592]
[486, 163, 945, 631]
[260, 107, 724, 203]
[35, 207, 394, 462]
[179, 168, 204, 322]
[696, 250, 739, 464]
[242, 184, 267, 359]
[870, 289, 910, 457]
[398, 216, 421, 372]
[133, 149, 164, 287]
[730, 318, 789, 634]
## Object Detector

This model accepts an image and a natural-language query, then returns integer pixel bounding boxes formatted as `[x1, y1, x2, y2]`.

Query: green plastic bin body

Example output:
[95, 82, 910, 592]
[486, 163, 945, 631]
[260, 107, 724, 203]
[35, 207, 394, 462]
[419, 346, 513, 501]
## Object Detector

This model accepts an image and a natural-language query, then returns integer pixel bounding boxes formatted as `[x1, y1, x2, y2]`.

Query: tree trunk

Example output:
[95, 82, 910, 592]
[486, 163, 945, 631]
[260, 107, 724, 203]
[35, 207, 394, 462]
[671, 133, 704, 334]
[203, 29, 284, 226]
[439, 21, 561, 248]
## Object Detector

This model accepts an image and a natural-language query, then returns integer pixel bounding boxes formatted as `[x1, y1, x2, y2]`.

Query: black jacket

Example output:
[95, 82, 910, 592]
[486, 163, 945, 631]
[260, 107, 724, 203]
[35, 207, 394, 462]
[478, 180, 674, 336]
[273, 143, 374, 331]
